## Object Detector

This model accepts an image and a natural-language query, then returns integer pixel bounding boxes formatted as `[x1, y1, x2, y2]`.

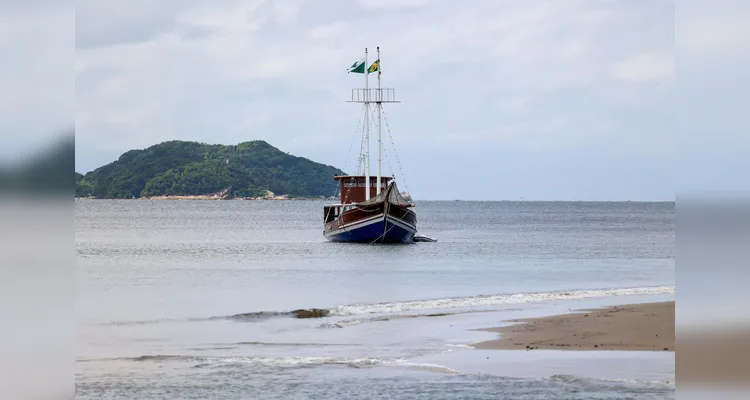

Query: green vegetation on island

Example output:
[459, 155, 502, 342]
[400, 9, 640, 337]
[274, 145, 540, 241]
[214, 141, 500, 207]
[76, 140, 345, 199]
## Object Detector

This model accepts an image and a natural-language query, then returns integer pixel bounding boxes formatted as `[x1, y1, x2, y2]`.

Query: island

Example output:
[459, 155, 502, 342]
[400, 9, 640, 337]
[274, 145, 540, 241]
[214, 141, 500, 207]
[75, 140, 346, 200]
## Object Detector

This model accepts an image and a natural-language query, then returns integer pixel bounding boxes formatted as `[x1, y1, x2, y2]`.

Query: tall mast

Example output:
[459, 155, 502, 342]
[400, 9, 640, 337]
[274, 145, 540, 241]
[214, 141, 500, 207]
[363, 48, 370, 201]
[346, 46, 399, 200]
[376, 46, 383, 196]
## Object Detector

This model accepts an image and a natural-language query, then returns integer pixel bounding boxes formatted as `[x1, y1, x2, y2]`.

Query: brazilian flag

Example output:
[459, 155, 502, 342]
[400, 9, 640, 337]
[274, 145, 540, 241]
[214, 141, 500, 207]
[367, 59, 379, 73]
[348, 58, 380, 74]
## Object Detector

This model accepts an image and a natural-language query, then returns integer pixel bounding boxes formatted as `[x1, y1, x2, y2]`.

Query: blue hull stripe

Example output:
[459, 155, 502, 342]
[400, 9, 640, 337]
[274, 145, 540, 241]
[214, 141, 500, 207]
[324, 214, 384, 236]
[324, 215, 416, 243]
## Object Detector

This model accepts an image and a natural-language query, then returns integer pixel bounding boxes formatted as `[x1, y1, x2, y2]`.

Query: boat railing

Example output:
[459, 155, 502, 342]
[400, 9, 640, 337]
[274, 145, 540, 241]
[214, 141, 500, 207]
[348, 88, 400, 103]
[324, 203, 357, 209]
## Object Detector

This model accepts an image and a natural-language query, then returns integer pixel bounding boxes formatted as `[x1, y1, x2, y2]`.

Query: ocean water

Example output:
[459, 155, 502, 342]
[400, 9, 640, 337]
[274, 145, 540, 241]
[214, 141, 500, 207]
[76, 200, 675, 399]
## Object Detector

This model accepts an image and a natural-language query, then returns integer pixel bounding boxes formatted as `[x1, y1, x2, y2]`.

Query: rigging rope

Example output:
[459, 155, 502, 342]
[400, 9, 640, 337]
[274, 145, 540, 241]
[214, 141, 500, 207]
[370, 220, 397, 244]
[380, 106, 410, 196]
[381, 141, 396, 182]
[344, 106, 366, 175]
[336, 102, 410, 229]
[357, 102, 374, 176]
[335, 104, 368, 203]
[344, 107, 369, 206]
[365, 103, 396, 182]
[357, 113, 366, 175]
[334, 105, 367, 199]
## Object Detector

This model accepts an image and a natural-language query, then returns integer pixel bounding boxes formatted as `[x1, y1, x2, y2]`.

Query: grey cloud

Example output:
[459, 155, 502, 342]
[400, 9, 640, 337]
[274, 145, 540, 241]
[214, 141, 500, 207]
[73, 0, 678, 199]
[75, 0, 208, 49]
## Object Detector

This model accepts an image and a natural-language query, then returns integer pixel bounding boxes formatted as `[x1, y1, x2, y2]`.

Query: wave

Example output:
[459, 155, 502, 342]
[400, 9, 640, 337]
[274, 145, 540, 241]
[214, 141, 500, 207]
[546, 374, 675, 389]
[232, 341, 358, 347]
[233, 286, 673, 322]
[99, 309, 331, 326]
[317, 311, 475, 329]
[82, 354, 397, 369]
[77, 356, 674, 384]
[214, 311, 290, 321]
[100, 286, 674, 326]
[394, 362, 463, 375]
[77, 355, 190, 363]
[78, 354, 464, 374]
[324, 286, 674, 317]
[319, 319, 366, 329]
[220, 308, 332, 321]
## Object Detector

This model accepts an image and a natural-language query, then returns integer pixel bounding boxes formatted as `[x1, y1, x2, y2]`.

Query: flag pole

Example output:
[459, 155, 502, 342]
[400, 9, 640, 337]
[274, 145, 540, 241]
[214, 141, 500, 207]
[364, 47, 370, 201]
[376, 46, 382, 196]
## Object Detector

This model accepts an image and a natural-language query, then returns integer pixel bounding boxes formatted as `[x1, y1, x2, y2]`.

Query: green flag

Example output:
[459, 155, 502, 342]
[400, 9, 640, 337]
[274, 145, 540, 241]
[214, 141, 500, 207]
[347, 58, 366, 74]
[367, 59, 379, 73]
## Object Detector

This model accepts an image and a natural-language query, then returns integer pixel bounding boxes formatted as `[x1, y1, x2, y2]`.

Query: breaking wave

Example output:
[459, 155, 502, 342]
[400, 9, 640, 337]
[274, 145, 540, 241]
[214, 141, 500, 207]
[547, 374, 675, 389]
[215, 311, 290, 321]
[101, 286, 674, 326]
[226, 286, 673, 322]
[81, 354, 391, 369]
[317, 312, 469, 329]
[324, 286, 674, 316]
[220, 308, 332, 321]
[232, 341, 357, 347]
[78, 354, 464, 374]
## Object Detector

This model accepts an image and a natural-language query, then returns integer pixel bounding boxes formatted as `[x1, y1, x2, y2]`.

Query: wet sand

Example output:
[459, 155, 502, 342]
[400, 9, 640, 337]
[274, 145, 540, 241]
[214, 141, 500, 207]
[473, 301, 674, 351]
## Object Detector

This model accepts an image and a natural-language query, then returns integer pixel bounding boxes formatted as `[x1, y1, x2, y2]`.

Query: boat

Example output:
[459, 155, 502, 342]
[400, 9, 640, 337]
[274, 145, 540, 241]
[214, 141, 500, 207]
[323, 47, 418, 244]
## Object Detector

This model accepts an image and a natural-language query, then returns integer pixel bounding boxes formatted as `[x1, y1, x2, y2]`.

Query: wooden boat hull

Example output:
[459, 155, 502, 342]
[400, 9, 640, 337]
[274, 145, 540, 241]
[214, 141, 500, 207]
[323, 211, 417, 243]
[323, 179, 417, 244]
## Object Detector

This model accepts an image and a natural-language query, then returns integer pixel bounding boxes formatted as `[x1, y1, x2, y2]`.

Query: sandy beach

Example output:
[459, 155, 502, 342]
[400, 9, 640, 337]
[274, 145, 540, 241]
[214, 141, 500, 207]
[473, 301, 674, 351]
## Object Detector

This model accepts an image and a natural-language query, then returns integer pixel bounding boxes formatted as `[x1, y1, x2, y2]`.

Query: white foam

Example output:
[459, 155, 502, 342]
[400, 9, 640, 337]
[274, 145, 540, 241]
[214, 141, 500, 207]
[445, 344, 473, 349]
[208, 355, 393, 368]
[318, 319, 365, 329]
[547, 374, 675, 389]
[392, 361, 462, 375]
[207, 355, 466, 374]
[328, 286, 674, 316]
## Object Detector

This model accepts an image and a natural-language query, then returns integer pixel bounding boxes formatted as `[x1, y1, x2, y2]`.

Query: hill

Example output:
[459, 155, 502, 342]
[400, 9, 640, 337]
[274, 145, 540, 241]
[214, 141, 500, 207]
[76, 140, 345, 199]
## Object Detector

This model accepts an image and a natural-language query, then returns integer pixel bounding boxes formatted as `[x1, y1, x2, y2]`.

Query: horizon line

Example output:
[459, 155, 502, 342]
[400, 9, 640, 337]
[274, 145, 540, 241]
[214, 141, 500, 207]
[75, 197, 676, 203]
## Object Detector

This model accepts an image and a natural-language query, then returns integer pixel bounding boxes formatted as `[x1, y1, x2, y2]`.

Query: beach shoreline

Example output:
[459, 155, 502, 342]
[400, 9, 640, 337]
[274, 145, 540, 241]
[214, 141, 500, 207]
[472, 301, 674, 351]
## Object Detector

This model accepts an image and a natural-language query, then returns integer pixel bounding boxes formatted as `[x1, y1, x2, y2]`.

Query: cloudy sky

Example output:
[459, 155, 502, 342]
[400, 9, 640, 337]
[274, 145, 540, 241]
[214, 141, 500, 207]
[0, 1, 73, 166]
[6, 0, 748, 200]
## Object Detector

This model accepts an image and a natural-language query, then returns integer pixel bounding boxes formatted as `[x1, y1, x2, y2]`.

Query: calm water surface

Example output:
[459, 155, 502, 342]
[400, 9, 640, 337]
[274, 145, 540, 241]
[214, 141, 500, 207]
[76, 200, 675, 399]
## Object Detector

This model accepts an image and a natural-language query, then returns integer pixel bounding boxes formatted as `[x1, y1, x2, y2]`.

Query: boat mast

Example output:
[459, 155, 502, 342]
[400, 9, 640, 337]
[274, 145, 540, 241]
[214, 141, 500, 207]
[376, 46, 383, 196]
[363, 48, 370, 201]
[347, 46, 399, 200]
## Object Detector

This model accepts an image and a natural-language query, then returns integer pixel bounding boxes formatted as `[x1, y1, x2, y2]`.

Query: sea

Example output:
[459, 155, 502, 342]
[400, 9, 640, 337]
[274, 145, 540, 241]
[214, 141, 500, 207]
[76, 199, 675, 399]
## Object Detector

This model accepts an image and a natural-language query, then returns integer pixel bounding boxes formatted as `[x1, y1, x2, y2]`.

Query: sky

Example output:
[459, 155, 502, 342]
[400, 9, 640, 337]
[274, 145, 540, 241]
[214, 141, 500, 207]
[0, 1, 73, 166]
[2, 0, 748, 200]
